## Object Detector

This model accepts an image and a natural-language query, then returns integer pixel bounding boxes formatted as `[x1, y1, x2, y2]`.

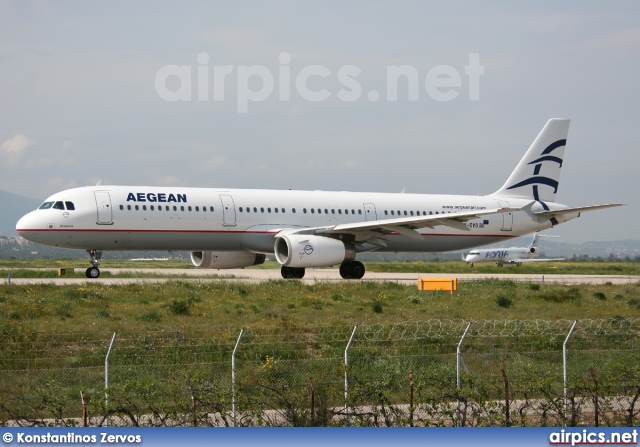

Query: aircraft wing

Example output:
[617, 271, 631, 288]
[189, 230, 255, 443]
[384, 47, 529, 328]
[533, 203, 624, 219]
[276, 205, 523, 245]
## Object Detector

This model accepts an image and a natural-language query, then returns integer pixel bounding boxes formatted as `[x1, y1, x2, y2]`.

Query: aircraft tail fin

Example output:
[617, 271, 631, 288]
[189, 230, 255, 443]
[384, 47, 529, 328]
[491, 119, 570, 203]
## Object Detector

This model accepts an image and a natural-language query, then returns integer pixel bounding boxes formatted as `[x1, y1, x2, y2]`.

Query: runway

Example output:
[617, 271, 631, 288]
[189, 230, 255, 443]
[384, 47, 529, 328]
[4, 268, 640, 286]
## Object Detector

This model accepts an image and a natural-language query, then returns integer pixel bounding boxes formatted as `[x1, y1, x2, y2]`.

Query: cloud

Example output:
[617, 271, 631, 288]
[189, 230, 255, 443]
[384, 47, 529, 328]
[1, 134, 36, 154]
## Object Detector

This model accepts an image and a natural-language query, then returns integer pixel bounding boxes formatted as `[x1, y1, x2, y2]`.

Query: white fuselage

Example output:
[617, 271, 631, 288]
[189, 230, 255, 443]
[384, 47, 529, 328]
[464, 246, 537, 265]
[16, 185, 576, 255]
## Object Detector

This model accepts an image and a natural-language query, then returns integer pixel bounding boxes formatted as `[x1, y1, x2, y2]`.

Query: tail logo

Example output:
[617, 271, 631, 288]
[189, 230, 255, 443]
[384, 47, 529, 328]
[506, 139, 565, 199]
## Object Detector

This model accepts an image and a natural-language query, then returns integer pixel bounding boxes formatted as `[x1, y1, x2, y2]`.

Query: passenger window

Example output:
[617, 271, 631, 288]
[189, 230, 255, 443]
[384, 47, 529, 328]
[274, 208, 278, 213]
[143, 205, 147, 211]
[195, 206, 199, 212]
[292, 208, 296, 213]
[188, 206, 192, 211]
[135, 205, 139, 211]
[39, 202, 54, 210]
[127, 205, 131, 210]
[53, 201, 65, 210]
[65, 202, 75, 210]
[119, 205, 124, 210]
[150, 205, 154, 211]
[210, 206, 214, 212]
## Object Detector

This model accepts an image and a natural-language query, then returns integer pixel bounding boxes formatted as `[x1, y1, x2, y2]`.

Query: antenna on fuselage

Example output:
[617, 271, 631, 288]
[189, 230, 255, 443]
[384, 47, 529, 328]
[96, 179, 102, 186]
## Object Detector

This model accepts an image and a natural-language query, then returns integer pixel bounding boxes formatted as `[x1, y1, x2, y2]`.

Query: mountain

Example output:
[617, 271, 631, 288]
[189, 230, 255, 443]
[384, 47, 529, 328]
[0, 189, 40, 234]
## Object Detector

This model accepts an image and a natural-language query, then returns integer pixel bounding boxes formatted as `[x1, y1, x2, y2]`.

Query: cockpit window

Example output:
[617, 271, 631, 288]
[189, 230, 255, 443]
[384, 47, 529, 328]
[65, 201, 75, 210]
[53, 201, 65, 210]
[39, 202, 54, 210]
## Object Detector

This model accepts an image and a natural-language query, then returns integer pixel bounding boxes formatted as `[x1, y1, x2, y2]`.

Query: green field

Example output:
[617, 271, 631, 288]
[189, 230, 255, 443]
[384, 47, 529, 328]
[1, 261, 639, 426]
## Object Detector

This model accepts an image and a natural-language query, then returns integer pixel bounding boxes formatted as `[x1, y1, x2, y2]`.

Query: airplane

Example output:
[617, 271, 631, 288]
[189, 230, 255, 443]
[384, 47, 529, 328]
[463, 233, 565, 266]
[16, 118, 623, 280]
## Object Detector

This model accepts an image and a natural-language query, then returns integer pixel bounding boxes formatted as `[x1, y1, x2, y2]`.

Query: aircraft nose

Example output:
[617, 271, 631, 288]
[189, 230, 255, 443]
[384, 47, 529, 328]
[16, 211, 47, 243]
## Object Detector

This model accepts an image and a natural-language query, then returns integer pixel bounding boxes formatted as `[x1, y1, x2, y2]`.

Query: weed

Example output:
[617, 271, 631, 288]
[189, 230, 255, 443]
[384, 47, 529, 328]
[138, 311, 161, 322]
[97, 308, 110, 318]
[495, 295, 513, 308]
[540, 287, 581, 303]
[169, 299, 190, 315]
[56, 303, 73, 319]
[372, 300, 383, 314]
[529, 284, 541, 291]
[593, 292, 607, 301]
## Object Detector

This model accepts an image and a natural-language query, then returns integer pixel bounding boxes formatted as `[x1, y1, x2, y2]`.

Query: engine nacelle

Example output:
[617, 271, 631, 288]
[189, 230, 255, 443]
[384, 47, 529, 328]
[529, 247, 537, 254]
[274, 234, 355, 268]
[190, 251, 266, 269]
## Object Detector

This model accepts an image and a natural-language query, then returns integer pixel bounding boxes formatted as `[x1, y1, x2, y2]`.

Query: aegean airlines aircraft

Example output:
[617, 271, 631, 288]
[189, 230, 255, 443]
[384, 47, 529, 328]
[463, 234, 565, 266]
[16, 119, 622, 279]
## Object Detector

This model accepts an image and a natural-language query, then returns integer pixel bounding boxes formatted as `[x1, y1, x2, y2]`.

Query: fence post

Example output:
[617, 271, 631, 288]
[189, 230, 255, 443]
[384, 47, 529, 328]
[590, 368, 599, 427]
[456, 322, 472, 427]
[307, 376, 315, 422]
[232, 328, 244, 427]
[409, 371, 414, 427]
[104, 332, 117, 427]
[344, 325, 358, 424]
[563, 320, 577, 426]
[501, 368, 510, 427]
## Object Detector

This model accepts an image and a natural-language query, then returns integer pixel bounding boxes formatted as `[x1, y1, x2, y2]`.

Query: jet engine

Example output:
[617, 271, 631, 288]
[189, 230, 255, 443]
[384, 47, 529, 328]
[190, 251, 266, 269]
[529, 247, 537, 254]
[274, 234, 356, 268]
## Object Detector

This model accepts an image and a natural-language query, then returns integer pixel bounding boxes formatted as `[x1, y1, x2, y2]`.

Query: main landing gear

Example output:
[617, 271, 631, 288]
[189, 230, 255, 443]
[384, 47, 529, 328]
[280, 261, 366, 280]
[85, 249, 102, 278]
[281, 266, 305, 279]
[339, 261, 365, 279]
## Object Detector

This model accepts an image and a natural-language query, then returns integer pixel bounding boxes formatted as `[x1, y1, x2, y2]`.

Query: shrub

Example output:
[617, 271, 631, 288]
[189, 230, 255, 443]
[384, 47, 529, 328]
[169, 299, 189, 315]
[495, 295, 513, 308]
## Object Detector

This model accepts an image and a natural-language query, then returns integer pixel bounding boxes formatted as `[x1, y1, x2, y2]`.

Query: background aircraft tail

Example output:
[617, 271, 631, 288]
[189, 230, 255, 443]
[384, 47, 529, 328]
[492, 118, 570, 203]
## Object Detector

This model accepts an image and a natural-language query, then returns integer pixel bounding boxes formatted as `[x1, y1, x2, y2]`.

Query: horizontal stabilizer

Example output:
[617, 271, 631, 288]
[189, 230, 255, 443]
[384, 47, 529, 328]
[533, 203, 624, 218]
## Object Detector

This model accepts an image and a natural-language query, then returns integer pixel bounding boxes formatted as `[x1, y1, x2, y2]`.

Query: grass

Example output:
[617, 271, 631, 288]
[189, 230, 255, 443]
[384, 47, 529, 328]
[1, 263, 639, 426]
[0, 276, 639, 336]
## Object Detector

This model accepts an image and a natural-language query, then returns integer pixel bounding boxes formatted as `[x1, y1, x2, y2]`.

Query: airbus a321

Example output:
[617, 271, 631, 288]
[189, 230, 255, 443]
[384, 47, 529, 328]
[463, 234, 565, 267]
[16, 119, 622, 279]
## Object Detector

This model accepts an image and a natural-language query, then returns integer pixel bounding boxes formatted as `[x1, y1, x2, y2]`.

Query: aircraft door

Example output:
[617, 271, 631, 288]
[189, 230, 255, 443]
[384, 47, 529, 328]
[363, 203, 377, 221]
[94, 191, 113, 225]
[220, 194, 237, 226]
[497, 201, 513, 231]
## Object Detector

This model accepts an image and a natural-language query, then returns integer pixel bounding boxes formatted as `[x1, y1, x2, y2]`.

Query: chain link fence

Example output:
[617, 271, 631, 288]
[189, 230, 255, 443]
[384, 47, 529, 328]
[1, 319, 639, 426]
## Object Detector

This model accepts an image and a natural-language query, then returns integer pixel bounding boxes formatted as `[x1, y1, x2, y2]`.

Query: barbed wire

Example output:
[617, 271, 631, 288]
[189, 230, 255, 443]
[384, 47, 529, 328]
[1, 319, 638, 355]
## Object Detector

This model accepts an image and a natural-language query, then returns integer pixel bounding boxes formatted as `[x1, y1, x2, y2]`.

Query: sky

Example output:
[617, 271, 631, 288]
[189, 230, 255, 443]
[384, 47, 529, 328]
[0, 0, 637, 243]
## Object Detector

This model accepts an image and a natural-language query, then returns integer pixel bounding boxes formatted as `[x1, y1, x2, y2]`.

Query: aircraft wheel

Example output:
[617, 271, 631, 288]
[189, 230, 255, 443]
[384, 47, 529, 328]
[350, 261, 365, 279]
[339, 261, 365, 279]
[281, 266, 304, 279]
[86, 267, 100, 278]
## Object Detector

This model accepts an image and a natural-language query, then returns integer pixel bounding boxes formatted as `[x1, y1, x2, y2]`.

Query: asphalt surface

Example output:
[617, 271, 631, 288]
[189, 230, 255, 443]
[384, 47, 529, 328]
[4, 268, 640, 286]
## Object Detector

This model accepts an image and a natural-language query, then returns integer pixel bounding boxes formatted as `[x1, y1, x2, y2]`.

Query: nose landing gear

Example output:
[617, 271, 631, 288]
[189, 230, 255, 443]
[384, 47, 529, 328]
[85, 249, 102, 278]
